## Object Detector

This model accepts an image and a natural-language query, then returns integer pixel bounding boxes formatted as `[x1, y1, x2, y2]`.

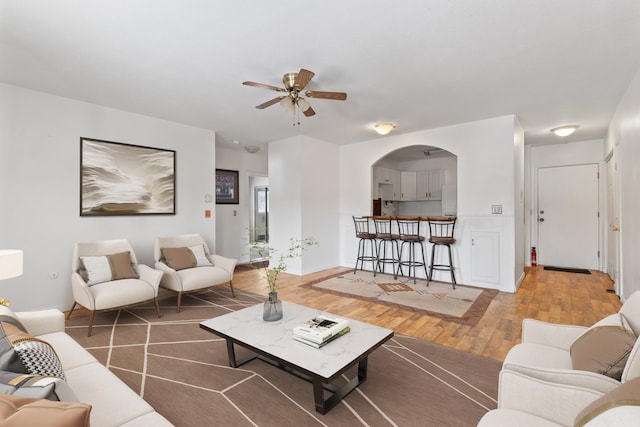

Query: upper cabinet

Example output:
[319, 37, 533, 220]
[373, 166, 400, 200]
[401, 169, 443, 201]
[400, 171, 417, 201]
[416, 170, 443, 200]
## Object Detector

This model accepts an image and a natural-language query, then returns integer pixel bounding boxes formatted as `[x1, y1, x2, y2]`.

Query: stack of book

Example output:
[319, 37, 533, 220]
[292, 314, 350, 348]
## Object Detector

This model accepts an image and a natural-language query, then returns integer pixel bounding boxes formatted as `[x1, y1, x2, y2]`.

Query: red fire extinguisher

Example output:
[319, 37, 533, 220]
[531, 247, 537, 267]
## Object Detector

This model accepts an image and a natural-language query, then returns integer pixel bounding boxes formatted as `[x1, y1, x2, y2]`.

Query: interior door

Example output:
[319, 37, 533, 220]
[537, 164, 599, 269]
[254, 186, 269, 242]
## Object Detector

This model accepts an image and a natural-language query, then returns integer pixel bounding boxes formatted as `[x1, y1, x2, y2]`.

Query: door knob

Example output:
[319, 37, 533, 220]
[612, 225, 620, 231]
[539, 210, 545, 214]
[539, 218, 545, 222]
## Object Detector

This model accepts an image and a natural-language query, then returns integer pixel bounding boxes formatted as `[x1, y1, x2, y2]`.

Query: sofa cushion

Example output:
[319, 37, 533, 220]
[0, 322, 66, 381]
[80, 251, 139, 285]
[570, 313, 636, 380]
[0, 371, 78, 401]
[0, 394, 91, 427]
[65, 362, 157, 426]
[574, 377, 640, 427]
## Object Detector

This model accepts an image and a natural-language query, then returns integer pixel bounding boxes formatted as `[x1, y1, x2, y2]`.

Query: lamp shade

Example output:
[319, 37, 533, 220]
[0, 250, 23, 280]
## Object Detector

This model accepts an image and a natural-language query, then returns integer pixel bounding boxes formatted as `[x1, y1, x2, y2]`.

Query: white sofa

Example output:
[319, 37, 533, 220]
[15, 309, 173, 427]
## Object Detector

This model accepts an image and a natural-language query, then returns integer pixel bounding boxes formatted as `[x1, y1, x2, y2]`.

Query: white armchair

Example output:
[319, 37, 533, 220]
[502, 291, 640, 385]
[154, 233, 237, 312]
[478, 291, 640, 426]
[68, 239, 163, 336]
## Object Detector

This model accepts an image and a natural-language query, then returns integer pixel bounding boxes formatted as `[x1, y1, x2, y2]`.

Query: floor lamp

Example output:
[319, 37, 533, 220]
[0, 249, 23, 306]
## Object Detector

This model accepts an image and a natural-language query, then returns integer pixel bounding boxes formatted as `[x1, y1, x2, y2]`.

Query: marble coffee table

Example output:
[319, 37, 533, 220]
[200, 300, 394, 414]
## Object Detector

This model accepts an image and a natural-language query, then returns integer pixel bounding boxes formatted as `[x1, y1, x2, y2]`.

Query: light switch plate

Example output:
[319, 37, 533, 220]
[491, 205, 502, 214]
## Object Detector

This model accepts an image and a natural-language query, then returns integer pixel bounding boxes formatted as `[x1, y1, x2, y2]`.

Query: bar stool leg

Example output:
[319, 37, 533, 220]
[447, 243, 456, 289]
[427, 243, 436, 286]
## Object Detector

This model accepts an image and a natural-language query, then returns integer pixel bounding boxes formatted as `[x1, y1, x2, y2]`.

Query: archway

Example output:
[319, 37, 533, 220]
[371, 145, 457, 217]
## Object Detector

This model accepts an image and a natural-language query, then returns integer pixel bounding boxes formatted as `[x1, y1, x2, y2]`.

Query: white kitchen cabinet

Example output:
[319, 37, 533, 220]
[373, 166, 400, 200]
[470, 231, 500, 284]
[400, 171, 417, 201]
[416, 170, 443, 200]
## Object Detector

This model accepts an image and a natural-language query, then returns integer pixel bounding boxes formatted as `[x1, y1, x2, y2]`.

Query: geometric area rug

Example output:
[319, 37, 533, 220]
[66, 286, 501, 426]
[303, 270, 499, 326]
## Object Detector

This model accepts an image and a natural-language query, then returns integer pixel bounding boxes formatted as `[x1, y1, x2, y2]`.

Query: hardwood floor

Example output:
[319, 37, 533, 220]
[233, 265, 621, 362]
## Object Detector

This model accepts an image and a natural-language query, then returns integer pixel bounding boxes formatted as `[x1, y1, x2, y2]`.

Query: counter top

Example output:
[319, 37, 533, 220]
[365, 216, 456, 221]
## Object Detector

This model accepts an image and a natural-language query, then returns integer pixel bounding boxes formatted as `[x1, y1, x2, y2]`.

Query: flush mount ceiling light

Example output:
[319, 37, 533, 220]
[551, 125, 579, 137]
[374, 122, 396, 135]
[244, 145, 260, 154]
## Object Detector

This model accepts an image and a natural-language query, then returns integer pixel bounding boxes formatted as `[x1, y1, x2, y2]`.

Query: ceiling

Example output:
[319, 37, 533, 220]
[2, 1, 639, 152]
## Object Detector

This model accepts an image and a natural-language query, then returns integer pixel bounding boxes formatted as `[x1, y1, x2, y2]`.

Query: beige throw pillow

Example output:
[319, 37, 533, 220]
[107, 251, 139, 280]
[162, 247, 197, 270]
[570, 313, 636, 380]
[0, 394, 91, 427]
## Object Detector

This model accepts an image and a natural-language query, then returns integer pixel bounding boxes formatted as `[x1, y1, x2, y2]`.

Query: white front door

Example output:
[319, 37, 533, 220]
[537, 164, 599, 270]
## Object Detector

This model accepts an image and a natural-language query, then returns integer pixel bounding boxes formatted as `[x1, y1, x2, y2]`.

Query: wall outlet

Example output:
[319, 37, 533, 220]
[491, 205, 502, 214]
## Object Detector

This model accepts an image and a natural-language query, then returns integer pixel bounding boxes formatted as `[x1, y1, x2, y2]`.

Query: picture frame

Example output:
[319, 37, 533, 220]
[216, 169, 239, 204]
[80, 137, 176, 216]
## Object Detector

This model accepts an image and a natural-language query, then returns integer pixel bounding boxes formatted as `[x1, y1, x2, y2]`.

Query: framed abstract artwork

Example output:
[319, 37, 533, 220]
[80, 137, 176, 216]
[216, 169, 239, 204]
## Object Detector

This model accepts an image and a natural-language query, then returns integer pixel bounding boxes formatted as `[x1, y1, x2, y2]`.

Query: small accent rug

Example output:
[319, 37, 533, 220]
[67, 287, 500, 426]
[303, 270, 499, 326]
[544, 266, 592, 274]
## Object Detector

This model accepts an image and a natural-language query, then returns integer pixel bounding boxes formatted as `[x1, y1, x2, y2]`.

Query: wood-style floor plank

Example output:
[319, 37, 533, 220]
[233, 265, 621, 362]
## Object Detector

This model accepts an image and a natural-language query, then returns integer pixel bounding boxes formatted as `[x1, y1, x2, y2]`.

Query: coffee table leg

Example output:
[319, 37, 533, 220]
[225, 339, 238, 368]
[313, 356, 369, 414]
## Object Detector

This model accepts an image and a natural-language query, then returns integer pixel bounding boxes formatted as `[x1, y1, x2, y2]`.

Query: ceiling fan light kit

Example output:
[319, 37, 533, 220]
[243, 68, 347, 120]
[374, 122, 396, 135]
[551, 125, 578, 136]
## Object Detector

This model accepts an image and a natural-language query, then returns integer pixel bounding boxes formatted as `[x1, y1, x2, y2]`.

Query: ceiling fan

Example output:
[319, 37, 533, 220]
[242, 68, 347, 117]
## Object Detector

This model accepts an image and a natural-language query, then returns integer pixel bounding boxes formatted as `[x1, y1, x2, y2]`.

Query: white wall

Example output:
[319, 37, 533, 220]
[606, 66, 640, 300]
[268, 135, 339, 276]
[340, 115, 521, 292]
[0, 84, 217, 311]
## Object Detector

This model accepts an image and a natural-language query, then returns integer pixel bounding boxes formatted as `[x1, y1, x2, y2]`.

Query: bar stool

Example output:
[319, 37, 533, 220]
[352, 216, 378, 274]
[427, 216, 457, 289]
[396, 218, 429, 284]
[373, 216, 400, 278]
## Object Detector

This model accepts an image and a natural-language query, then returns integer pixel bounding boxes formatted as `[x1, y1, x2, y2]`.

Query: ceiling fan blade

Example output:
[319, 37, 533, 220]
[302, 105, 316, 117]
[294, 69, 315, 91]
[256, 96, 285, 109]
[305, 90, 347, 101]
[243, 81, 286, 92]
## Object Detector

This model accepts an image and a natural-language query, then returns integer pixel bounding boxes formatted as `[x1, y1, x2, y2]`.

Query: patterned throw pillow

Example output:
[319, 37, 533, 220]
[0, 322, 66, 381]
